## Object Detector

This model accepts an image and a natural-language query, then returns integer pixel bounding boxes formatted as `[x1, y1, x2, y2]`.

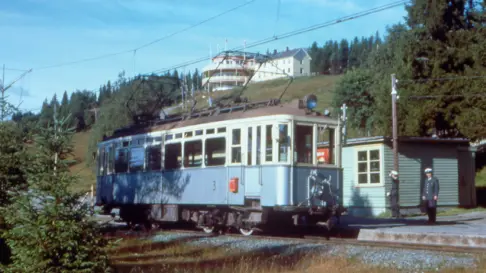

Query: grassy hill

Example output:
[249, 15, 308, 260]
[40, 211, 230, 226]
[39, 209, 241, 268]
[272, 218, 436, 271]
[69, 75, 343, 193]
[189, 75, 342, 113]
[69, 130, 96, 194]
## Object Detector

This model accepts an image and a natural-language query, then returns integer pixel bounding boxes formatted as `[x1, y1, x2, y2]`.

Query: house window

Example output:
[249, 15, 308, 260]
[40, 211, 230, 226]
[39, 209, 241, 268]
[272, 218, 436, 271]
[300, 68, 304, 74]
[357, 149, 381, 184]
[287, 68, 290, 73]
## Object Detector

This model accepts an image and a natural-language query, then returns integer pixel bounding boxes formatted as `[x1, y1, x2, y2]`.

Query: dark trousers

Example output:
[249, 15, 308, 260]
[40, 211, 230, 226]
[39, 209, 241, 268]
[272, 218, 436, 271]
[390, 192, 399, 218]
[423, 200, 437, 223]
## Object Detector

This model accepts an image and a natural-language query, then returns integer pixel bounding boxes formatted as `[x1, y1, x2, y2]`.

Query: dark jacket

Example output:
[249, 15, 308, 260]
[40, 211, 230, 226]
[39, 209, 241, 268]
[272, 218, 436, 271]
[390, 177, 399, 193]
[422, 176, 439, 205]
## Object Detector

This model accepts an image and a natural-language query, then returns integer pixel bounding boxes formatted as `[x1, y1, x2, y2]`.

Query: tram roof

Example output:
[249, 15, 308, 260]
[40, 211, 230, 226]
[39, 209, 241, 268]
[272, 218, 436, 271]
[106, 99, 336, 140]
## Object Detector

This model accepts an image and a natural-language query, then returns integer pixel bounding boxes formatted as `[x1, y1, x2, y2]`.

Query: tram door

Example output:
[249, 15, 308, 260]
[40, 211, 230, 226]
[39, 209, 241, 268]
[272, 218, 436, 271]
[244, 125, 262, 198]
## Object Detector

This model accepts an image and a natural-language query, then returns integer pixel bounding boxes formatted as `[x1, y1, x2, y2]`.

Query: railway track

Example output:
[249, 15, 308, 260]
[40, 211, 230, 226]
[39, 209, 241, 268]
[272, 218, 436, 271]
[100, 220, 486, 255]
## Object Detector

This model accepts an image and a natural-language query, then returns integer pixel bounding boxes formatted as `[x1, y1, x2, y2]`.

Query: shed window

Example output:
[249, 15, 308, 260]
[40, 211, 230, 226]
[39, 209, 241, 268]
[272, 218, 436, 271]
[129, 147, 145, 172]
[146, 144, 161, 171]
[357, 149, 381, 184]
[231, 128, 242, 163]
[115, 148, 129, 173]
[295, 125, 313, 164]
[165, 143, 182, 170]
[206, 137, 226, 166]
[184, 140, 202, 168]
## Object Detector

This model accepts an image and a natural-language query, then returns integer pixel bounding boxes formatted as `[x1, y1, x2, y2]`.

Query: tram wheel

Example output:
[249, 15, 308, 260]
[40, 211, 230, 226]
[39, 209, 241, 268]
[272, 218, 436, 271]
[239, 227, 254, 236]
[202, 226, 215, 234]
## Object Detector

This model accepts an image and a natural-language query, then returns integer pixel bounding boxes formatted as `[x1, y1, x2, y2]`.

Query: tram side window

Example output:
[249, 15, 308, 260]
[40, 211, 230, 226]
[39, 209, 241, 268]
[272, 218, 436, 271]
[165, 143, 182, 170]
[205, 137, 226, 166]
[247, 128, 252, 165]
[115, 148, 129, 173]
[184, 140, 202, 168]
[295, 125, 313, 164]
[265, 125, 273, 162]
[317, 126, 335, 165]
[146, 144, 162, 171]
[231, 129, 241, 163]
[107, 145, 115, 174]
[129, 147, 145, 172]
[97, 148, 104, 176]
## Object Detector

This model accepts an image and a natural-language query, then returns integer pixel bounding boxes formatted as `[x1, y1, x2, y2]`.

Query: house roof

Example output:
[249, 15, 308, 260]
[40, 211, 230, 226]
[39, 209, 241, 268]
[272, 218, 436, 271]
[269, 48, 309, 60]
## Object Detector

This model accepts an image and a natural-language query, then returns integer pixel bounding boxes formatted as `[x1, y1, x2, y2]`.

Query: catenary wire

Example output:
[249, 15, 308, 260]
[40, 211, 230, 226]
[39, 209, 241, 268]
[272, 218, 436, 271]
[33, 0, 258, 71]
[147, 0, 410, 75]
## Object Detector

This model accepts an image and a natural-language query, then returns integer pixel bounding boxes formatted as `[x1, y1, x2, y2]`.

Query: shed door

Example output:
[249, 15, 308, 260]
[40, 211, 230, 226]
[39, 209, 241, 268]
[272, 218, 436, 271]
[458, 149, 476, 207]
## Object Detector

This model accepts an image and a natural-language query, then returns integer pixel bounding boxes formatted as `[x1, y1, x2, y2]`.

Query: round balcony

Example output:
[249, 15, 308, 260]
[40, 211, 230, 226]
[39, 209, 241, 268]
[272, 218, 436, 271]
[202, 75, 249, 86]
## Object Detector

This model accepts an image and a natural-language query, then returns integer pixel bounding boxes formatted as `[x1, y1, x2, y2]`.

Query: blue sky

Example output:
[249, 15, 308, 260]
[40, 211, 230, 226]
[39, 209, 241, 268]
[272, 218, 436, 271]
[0, 0, 407, 113]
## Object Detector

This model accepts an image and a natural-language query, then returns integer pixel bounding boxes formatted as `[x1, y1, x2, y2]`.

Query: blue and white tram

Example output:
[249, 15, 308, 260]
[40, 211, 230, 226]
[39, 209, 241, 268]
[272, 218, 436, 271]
[95, 97, 345, 235]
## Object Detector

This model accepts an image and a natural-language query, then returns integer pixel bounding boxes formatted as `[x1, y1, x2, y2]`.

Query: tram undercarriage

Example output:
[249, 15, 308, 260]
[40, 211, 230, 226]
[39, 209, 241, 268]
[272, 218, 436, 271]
[111, 200, 345, 236]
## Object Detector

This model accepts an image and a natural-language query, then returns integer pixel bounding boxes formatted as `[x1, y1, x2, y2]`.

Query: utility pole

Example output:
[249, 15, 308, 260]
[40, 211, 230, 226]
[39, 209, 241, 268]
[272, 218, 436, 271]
[391, 74, 398, 172]
[340, 103, 348, 145]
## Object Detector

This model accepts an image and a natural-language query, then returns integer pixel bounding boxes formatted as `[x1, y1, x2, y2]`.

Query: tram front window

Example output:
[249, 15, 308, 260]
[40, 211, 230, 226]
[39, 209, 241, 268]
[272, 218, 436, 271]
[295, 125, 313, 164]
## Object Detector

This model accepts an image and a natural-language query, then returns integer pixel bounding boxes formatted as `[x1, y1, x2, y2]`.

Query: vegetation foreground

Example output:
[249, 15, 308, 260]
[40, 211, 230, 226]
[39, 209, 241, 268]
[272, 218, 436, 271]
[107, 235, 486, 273]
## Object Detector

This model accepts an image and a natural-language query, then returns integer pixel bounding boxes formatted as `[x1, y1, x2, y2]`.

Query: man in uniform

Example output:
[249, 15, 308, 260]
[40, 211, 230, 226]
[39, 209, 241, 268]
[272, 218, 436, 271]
[387, 170, 400, 218]
[422, 168, 440, 224]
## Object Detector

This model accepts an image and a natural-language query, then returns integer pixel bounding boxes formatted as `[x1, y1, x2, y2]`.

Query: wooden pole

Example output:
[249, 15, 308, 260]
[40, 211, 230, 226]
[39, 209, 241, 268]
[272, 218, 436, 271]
[391, 74, 398, 172]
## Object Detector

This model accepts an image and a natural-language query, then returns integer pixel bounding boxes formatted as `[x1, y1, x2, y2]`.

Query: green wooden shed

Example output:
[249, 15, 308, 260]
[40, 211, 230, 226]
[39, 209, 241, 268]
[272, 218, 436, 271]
[339, 136, 477, 217]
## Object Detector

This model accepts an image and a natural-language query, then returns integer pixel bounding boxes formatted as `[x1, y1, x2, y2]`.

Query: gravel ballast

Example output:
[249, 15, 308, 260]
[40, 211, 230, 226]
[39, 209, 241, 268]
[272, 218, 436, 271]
[148, 232, 478, 271]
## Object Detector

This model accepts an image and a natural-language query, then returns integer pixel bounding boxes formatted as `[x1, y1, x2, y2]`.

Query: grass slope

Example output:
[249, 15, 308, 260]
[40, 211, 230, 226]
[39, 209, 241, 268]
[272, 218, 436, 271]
[192, 75, 341, 113]
[69, 130, 96, 194]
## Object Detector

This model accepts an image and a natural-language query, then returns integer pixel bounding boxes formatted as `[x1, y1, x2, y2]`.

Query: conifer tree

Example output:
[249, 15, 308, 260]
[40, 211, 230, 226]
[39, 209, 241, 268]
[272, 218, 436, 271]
[1, 107, 111, 273]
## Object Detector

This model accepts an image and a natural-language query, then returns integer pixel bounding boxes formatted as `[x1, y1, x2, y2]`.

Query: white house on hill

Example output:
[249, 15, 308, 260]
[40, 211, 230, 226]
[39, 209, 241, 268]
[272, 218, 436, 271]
[201, 47, 311, 91]
[250, 47, 312, 83]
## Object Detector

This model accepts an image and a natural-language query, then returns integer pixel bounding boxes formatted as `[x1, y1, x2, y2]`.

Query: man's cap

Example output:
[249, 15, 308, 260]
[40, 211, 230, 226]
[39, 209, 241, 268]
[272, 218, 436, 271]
[390, 170, 398, 176]
[424, 168, 433, 173]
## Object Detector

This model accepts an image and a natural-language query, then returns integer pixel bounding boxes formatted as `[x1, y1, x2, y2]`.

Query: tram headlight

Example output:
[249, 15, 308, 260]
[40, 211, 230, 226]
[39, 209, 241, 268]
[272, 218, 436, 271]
[304, 94, 318, 110]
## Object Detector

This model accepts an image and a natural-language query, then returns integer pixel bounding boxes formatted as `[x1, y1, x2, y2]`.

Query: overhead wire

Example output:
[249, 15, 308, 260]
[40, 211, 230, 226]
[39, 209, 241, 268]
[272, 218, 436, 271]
[147, 0, 410, 75]
[33, 0, 258, 71]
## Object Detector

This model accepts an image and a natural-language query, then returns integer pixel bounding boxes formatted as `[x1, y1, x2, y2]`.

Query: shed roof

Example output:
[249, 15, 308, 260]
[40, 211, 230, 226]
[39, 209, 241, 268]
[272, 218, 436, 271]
[343, 136, 470, 146]
[317, 136, 470, 147]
